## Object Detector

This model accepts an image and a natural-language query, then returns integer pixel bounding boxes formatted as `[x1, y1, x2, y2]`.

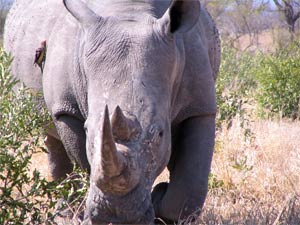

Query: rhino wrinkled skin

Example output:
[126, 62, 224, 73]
[4, 0, 220, 224]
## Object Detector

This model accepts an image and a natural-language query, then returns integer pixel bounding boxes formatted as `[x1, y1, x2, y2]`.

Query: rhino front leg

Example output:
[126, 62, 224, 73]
[44, 132, 73, 180]
[152, 115, 215, 222]
[53, 116, 90, 173]
[44, 115, 90, 180]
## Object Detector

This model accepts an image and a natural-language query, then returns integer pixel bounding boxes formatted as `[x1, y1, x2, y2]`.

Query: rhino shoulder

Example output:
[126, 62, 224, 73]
[199, 7, 221, 81]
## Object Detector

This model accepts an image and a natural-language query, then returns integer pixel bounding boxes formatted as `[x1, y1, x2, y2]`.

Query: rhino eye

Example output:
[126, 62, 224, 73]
[148, 124, 164, 143]
[159, 130, 164, 138]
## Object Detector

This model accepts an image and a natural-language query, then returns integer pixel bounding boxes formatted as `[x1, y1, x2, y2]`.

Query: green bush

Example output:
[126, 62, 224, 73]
[0, 47, 88, 224]
[217, 41, 300, 121]
[216, 45, 257, 130]
[255, 42, 300, 119]
[0, 47, 56, 224]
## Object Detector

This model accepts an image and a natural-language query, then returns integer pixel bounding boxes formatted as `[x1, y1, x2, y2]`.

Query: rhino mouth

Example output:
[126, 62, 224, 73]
[85, 183, 154, 224]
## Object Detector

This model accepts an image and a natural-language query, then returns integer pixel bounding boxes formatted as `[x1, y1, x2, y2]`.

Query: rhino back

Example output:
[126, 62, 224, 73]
[4, 0, 66, 90]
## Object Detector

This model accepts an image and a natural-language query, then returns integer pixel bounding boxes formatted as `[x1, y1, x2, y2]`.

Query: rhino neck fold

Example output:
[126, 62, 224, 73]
[71, 32, 89, 120]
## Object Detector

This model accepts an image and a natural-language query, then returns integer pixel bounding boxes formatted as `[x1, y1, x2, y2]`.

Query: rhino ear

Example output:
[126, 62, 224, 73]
[158, 0, 200, 34]
[63, 0, 100, 25]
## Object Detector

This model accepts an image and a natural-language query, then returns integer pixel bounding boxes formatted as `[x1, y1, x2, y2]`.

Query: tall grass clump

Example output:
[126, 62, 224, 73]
[0, 47, 88, 224]
[255, 41, 300, 119]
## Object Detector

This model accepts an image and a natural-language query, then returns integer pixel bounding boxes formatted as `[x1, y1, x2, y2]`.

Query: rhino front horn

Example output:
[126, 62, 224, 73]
[100, 105, 126, 178]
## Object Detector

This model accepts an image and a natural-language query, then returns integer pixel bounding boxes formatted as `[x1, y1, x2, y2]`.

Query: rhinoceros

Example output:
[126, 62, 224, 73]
[4, 0, 220, 223]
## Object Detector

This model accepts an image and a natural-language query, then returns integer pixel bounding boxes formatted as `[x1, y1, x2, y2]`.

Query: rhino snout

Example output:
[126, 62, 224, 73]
[91, 106, 141, 196]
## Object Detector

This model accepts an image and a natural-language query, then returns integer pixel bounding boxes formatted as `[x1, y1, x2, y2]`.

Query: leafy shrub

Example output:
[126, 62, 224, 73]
[0, 47, 88, 224]
[255, 41, 300, 119]
[0, 47, 55, 224]
[55, 166, 89, 222]
[216, 45, 257, 131]
[208, 173, 225, 190]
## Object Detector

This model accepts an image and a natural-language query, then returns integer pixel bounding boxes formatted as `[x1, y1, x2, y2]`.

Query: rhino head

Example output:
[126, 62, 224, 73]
[63, 0, 200, 223]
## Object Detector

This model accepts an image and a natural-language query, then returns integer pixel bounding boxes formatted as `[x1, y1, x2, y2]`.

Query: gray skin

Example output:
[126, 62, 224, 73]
[4, 0, 220, 224]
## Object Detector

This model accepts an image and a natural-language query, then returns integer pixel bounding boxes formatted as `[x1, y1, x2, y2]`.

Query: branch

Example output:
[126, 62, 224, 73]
[294, 10, 300, 21]
[283, 0, 293, 11]
[273, 0, 283, 9]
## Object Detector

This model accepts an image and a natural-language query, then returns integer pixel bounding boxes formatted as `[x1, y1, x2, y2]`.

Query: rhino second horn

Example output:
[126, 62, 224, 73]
[111, 106, 132, 140]
[100, 105, 126, 179]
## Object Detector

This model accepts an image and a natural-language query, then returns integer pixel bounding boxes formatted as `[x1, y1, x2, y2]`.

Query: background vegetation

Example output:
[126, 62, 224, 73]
[1, 0, 300, 224]
[0, 48, 88, 224]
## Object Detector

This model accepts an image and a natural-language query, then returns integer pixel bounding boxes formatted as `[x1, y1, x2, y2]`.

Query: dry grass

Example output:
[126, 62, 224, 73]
[234, 31, 275, 53]
[31, 150, 52, 180]
[198, 118, 300, 224]
[231, 29, 299, 53]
